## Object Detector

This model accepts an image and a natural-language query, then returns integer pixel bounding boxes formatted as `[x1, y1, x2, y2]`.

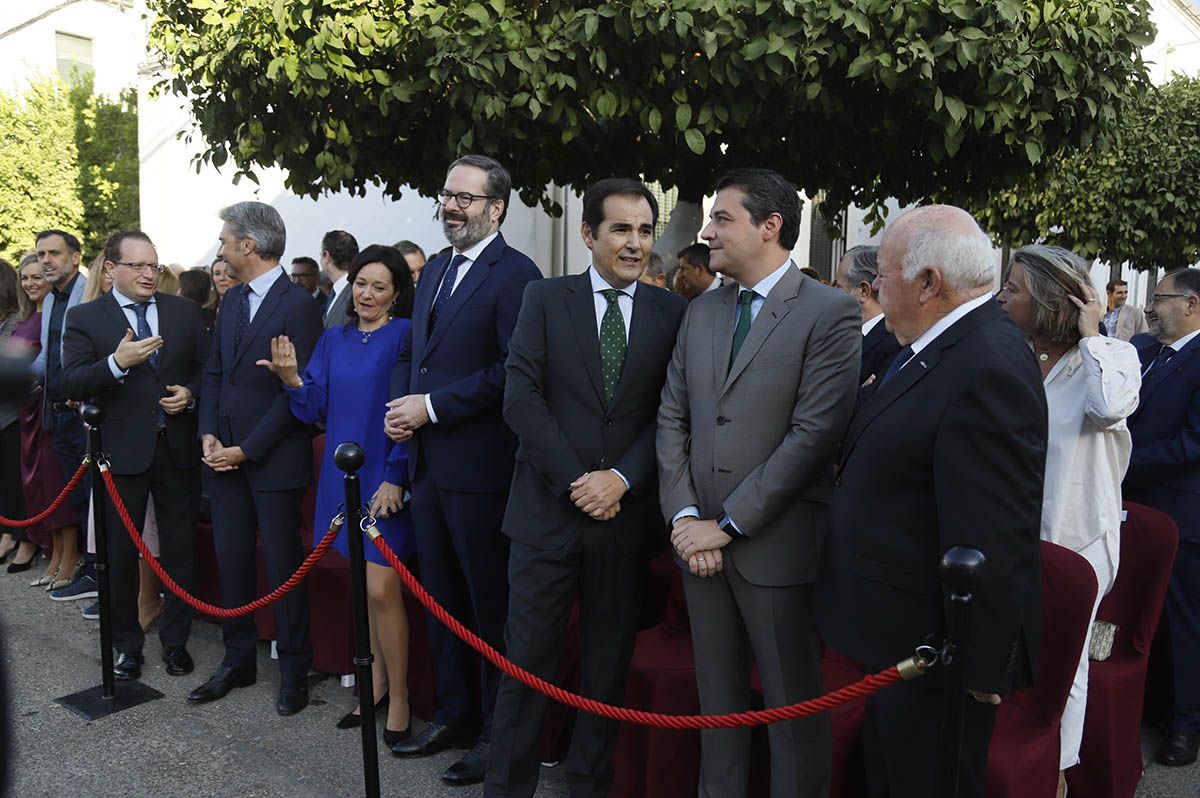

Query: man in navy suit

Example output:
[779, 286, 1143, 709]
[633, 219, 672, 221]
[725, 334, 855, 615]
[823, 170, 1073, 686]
[189, 202, 323, 716]
[818, 206, 1046, 798]
[833, 244, 902, 394]
[1124, 267, 1200, 766]
[61, 230, 209, 681]
[385, 155, 542, 784]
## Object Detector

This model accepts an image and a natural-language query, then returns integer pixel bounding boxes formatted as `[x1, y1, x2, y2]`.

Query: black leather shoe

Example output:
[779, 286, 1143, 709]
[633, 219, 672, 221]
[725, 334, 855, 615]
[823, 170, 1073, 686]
[6, 555, 35, 574]
[336, 694, 389, 729]
[113, 651, 144, 681]
[391, 721, 472, 757]
[383, 726, 412, 747]
[1157, 730, 1200, 766]
[277, 684, 309, 716]
[162, 646, 194, 676]
[442, 741, 489, 786]
[187, 665, 256, 704]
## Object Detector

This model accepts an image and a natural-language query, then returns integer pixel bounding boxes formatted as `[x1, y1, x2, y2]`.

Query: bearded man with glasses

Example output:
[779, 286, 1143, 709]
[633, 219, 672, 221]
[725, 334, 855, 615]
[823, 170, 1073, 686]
[384, 154, 542, 785]
[1125, 268, 1200, 767]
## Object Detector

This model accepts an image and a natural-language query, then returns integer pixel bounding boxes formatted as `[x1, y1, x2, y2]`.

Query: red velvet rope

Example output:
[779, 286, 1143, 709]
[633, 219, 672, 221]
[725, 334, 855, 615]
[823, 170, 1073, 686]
[101, 470, 338, 618]
[0, 459, 88, 528]
[370, 533, 906, 729]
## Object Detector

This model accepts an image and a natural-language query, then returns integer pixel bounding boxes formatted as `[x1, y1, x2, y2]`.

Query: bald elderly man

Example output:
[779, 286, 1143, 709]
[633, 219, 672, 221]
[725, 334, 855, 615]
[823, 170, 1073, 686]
[818, 206, 1047, 798]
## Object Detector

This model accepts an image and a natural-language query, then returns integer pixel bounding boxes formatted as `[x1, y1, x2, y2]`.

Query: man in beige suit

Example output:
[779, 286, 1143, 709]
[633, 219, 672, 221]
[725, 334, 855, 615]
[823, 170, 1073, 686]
[656, 168, 861, 798]
[1103, 278, 1149, 341]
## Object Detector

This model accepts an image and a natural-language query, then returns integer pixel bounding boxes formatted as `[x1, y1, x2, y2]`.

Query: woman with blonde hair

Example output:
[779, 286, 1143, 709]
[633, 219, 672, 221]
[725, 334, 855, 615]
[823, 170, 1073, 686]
[997, 244, 1141, 797]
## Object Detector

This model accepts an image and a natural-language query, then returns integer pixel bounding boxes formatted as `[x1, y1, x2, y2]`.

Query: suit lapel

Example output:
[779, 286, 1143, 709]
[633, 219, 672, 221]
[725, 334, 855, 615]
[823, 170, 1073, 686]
[720, 267, 802, 396]
[232, 272, 288, 368]
[710, 285, 737, 392]
[423, 234, 506, 360]
[841, 300, 1001, 464]
[1137, 336, 1200, 410]
[410, 252, 448, 358]
[565, 274, 606, 405]
[862, 321, 884, 356]
[608, 284, 658, 409]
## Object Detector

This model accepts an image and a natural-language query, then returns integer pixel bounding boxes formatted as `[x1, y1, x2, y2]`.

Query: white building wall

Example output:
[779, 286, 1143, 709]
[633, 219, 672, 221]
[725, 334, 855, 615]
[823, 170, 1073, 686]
[0, 1, 141, 97]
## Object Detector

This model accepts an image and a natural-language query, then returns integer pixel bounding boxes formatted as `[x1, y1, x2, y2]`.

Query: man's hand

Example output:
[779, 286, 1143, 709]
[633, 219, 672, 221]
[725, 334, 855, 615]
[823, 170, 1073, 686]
[672, 517, 733, 562]
[687, 549, 724, 578]
[113, 328, 163, 371]
[160, 384, 193, 415]
[569, 470, 627, 520]
[204, 445, 247, 472]
[384, 395, 428, 441]
[201, 434, 220, 460]
[967, 690, 1001, 706]
[369, 481, 404, 519]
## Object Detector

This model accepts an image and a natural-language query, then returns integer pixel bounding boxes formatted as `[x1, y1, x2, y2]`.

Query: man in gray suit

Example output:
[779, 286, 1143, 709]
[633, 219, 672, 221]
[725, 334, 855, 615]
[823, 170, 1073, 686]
[320, 229, 358, 328]
[657, 168, 861, 798]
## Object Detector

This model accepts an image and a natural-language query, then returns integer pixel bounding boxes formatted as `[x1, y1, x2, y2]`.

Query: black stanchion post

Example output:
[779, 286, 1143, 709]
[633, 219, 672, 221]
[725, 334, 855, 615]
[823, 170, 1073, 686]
[938, 546, 986, 798]
[56, 404, 162, 719]
[334, 442, 381, 798]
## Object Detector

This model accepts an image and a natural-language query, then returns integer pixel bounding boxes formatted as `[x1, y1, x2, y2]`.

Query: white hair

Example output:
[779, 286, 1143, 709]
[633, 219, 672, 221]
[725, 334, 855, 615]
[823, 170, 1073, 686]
[901, 226, 996, 294]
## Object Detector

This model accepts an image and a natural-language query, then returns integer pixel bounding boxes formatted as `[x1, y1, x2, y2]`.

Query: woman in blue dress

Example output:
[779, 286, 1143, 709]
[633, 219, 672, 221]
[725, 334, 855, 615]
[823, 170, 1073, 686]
[257, 244, 416, 745]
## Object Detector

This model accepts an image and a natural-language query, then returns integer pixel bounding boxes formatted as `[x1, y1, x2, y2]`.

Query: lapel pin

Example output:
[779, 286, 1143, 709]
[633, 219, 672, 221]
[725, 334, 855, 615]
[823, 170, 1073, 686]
[920, 360, 927, 368]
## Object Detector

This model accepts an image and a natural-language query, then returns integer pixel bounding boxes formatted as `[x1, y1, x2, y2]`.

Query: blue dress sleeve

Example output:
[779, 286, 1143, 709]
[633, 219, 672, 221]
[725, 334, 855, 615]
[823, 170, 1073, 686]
[384, 439, 408, 487]
[285, 327, 332, 424]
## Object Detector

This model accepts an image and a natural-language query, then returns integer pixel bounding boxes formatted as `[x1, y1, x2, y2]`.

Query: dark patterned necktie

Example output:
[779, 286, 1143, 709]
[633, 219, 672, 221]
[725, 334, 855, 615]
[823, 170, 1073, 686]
[728, 290, 755, 371]
[430, 253, 468, 331]
[234, 284, 251, 350]
[599, 289, 626, 403]
[129, 301, 164, 427]
[878, 345, 914, 387]
[1142, 345, 1176, 379]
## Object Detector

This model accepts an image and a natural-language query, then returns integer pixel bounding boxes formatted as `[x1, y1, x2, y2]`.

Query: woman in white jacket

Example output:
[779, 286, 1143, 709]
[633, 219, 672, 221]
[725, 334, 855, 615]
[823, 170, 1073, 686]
[998, 244, 1142, 798]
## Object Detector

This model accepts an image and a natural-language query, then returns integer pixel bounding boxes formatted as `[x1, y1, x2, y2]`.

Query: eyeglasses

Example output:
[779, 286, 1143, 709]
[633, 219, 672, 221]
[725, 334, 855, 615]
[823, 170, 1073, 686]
[114, 262, 165, 274]
[436, 190, 500, 209]
[289, 272, 318, 281]
[1149, 293, 1193, 305]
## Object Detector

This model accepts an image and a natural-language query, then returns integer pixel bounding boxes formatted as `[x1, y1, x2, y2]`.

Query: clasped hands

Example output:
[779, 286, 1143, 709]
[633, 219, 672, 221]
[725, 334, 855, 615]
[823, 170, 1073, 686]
[672, 517, 733, 579]
[384, 395, 430, 442]
[114, 329, 192, 415]
[202, 434, 246, 472]
[569, 470, 626, 521]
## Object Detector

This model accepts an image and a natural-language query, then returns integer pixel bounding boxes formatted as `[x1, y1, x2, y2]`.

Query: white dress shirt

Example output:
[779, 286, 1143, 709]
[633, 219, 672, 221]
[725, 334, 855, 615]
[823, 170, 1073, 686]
[325, 273, 349, 318]
[244, 266, 287, 322]
[424, 231, 500, 424]
[1041, 336, 1141, 591]
[862, 312, 885, 337]
[891, 292, 992, 373]
[589, 266, 636, 340]
[107, 286, 159, 379]
[1167, 328, 1200, 353]
[701, 273, 723, 294]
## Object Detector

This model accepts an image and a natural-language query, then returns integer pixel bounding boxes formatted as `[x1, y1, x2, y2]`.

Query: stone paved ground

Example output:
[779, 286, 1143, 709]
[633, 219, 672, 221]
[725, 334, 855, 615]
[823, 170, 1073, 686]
[1, 565, 1197, 797]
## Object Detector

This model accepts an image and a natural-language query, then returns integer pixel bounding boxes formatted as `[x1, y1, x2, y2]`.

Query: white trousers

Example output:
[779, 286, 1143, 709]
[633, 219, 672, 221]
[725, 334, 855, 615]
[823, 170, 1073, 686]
[1060, 536, 1116, 769]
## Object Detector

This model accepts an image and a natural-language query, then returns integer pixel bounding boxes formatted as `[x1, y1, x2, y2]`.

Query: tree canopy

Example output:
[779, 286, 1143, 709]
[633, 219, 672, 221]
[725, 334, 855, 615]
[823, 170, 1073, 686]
[972, 75, 1200, 272]
[149, 0, 1154, 215]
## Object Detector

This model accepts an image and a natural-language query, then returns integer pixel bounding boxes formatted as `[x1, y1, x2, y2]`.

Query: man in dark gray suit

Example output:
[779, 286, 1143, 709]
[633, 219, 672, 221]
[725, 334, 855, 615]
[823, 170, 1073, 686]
[487, 178, 687, 798]
[657, 168, 861, 798]
[320, 229, 358, 328]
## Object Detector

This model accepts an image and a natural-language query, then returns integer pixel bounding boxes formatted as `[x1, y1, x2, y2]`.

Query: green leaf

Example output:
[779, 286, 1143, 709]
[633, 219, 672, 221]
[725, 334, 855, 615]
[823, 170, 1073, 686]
[648, 106, 662, 133]
[943, 95, 967, 123]
[741, 39, 768, 61]
[847, 53, 874, 78]
[676, 103, 692, 131]
[463, 3, 490, 25]
[684, 128, 706, 155]
[1024, 140, 1042, 163]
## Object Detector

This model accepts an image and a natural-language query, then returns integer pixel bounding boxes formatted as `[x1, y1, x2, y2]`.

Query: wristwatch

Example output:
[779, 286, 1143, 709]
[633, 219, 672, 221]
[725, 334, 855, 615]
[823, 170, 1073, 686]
[716, 512, 742, 538]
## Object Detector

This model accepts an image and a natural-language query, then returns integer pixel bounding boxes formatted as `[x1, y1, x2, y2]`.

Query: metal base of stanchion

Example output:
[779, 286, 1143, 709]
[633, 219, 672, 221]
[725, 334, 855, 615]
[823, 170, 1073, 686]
[55, 682, 164, 720]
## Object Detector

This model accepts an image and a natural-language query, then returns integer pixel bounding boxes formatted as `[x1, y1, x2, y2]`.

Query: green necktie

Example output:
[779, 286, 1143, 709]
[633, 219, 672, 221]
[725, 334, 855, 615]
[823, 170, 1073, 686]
[599, 289, 627, 402]
[729, 289, 755, 371]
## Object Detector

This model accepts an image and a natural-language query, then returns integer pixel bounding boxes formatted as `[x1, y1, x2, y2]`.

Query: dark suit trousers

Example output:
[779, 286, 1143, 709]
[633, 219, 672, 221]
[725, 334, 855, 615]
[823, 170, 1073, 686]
[683, 564, 830, 798]
[209, 472, 311, 685]
[486, 531, 645, 798]
[863, 677, 997, 798]
[410, 466, 509, 740]
[1168, 541, 1200, 733]
[105, 434, 199, 654]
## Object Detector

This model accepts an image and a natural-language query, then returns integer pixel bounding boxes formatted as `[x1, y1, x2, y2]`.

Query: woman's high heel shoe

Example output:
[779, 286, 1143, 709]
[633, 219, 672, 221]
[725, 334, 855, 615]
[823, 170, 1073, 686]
[336, 694, 389, 729]
[31, 565, 59, 588]
[383, 726, 411, 747]
[47, 559, 83, 591]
